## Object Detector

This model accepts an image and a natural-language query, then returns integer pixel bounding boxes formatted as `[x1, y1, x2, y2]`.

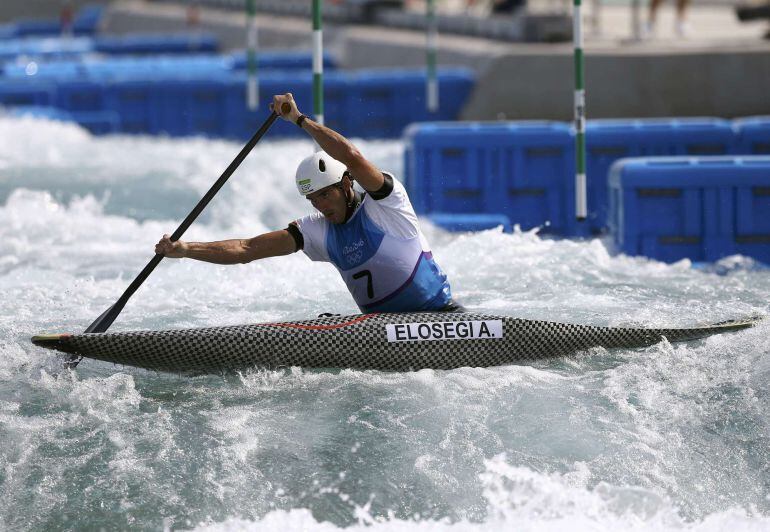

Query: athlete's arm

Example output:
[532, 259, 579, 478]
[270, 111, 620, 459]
[271, 93, 386, 193]
[155, 230, 297, 265]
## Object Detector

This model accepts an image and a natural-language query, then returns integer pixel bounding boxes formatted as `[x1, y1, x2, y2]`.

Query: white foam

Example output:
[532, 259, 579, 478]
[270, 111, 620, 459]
[1, 116, 767, 531]
[187, 454, 770, 531]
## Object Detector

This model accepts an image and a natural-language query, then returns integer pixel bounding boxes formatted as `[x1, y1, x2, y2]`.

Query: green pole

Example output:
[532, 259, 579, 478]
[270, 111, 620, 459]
[426, 0, 438, 112]
[574, 0, 587, 221]
[246, 0, 258, 110]
[313, 0, 324, 126]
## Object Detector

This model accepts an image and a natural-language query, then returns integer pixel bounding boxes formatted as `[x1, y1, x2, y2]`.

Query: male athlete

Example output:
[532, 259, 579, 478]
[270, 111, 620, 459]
[155, 93, 459, 313]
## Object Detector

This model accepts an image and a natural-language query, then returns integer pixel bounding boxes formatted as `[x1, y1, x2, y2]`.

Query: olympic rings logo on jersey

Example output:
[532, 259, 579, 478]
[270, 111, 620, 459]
[343, 239, 366, 265]
[346, 250, 363, 265]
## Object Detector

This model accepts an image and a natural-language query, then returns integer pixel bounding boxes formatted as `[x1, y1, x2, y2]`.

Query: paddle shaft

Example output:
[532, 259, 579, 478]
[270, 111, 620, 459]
[83, 106, 285, 337]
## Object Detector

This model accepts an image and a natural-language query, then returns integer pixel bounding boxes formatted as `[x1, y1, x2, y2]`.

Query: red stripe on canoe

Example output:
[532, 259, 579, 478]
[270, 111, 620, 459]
[262, 314, 378, 331]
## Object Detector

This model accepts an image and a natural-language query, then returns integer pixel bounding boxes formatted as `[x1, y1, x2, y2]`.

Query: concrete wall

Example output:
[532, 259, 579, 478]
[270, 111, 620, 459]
[336, 27, 770, 120]
[340, 25, 509, 72]
[104, 1, 317, 50]
[463, 48, 770, 120]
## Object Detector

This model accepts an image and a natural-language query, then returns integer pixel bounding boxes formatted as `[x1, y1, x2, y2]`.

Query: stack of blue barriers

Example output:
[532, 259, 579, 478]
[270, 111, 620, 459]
[1, 51, 337, 79]
[0, 10, 475, 140]
[0, 47, 335, 135]
[609, 156, 770, 264]
[0, 33, 220, 64]
[1, 55, 474, 139]
[405, 117, 770, 264]
[0, 37, 94, 63]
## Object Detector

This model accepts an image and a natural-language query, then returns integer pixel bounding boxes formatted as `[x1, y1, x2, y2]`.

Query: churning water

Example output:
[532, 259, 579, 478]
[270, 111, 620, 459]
[1, 115, 768, 531]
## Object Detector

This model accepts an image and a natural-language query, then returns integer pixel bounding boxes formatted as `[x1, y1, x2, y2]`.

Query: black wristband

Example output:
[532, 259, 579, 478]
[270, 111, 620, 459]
[286, 222, 304, 251]
[296, 114, 307, 128]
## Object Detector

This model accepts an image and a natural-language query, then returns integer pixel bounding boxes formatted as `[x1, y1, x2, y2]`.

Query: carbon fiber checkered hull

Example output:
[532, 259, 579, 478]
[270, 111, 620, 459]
[33, 313, 757, 374]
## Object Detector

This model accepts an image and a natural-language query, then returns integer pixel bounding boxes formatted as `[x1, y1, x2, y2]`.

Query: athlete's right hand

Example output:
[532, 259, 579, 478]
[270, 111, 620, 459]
[155, 234, 186, 258]
[271, 93, 301, 124]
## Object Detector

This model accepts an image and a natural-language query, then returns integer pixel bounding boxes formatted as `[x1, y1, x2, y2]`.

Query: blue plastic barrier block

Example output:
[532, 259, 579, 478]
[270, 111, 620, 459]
[585, 118, 736, 233]
[3, 66, 470, 140]
[0, 24, 16, 40]
[156, 79, 229, 137]
[3, 61, 84, 78]
[230, 50, 337, 71]
[221, 72, 312, 140]
[4, 54, 233, 81]
[55, 80, 106, 111]
[404, 121, 574, 234]
[404, 122, 489, 214]
[4, 67, 469, 140]
[129, 78, 230, 137]
[94, 33, 219, 55]
[0, 81, 55, 106]
[427, 213, 512, 233]
[187, 80, 230, 136]
[10, 10, 101, 37]
[347, 68, 474, 138]
[221, 71, 353, 141]
[402, 143, 412, 191]
[103, 79, 159, 133]
[12, 19, 61, 38]
[734, 116, 770, 155]
[4, 13, 100, 37]
[346, 70, 419, 138]
[0, 36, 93, 61]
[609, 156, 770, 264]
[153, 80, 189, 136]
[71, 110, 121, 134]
[396, 70, 473, 128]
[318, 75, 348, 134]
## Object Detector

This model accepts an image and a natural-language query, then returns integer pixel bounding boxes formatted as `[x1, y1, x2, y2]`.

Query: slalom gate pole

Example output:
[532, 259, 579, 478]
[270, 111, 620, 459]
[246, 0, 259, 110]
[574, 0, 587, 221]
[313, 0, 324, 127]
[426, 0, 438, 113]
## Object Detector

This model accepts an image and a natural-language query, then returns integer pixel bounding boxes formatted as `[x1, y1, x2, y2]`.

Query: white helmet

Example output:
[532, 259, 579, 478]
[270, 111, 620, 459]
[295, 151, 347, 196]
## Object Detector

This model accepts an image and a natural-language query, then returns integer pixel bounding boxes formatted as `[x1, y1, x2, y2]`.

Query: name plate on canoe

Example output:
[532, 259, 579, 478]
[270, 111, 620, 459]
[386, 320, 503, 342]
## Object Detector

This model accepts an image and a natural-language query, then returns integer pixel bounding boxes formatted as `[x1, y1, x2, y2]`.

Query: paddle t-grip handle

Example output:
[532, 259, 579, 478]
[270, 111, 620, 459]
[270, 101, 292, 116]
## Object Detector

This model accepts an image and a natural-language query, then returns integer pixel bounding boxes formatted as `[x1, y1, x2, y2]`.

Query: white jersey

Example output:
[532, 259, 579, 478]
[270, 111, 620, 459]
[295, 173, 452, 313]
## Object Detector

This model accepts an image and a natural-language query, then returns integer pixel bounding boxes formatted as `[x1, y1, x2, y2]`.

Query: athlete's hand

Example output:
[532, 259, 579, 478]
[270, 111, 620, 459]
[155, 234, 186, 258]
[272, 93, 301, 123]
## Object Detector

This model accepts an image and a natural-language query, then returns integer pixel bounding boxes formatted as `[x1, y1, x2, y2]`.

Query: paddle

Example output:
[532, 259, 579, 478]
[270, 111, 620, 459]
[67, 103, 289, 367]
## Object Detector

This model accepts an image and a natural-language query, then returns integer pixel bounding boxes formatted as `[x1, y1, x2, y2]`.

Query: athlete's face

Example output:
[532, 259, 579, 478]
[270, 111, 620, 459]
[307, 184, 348, 224]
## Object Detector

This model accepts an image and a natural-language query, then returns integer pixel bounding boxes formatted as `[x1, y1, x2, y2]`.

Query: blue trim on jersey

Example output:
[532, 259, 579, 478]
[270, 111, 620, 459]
[326, 208, 384, 271]
[360, 252, 452, 313]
